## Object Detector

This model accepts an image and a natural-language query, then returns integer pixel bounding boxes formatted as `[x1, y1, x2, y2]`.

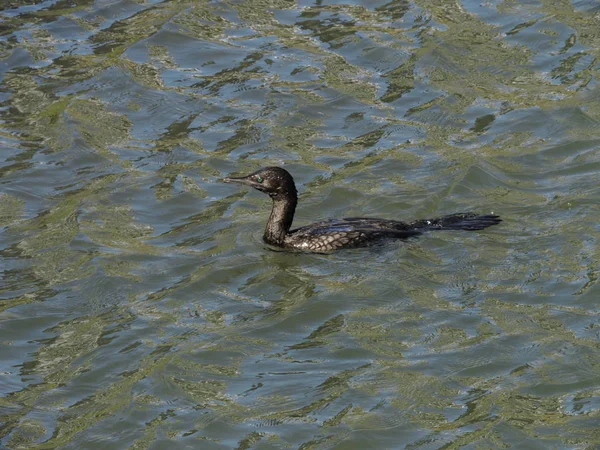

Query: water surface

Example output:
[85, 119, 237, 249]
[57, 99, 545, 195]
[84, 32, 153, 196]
[1, 0, 600, 448]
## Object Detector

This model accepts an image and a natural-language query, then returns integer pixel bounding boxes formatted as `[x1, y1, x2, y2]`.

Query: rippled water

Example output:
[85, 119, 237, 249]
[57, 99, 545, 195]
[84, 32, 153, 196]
[1, 0, 600, 448]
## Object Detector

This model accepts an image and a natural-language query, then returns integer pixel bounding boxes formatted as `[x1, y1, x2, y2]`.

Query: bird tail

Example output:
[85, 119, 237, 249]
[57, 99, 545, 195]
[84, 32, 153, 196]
[411, 213, 501, 231]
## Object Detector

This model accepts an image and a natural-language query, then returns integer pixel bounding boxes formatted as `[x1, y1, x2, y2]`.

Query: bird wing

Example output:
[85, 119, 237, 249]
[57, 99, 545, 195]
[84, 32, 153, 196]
[291, 218, 421, 239]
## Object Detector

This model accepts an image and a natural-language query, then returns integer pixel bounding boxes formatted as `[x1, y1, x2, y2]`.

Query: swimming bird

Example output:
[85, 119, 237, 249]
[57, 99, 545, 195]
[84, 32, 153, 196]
[223, 167, 501, 253]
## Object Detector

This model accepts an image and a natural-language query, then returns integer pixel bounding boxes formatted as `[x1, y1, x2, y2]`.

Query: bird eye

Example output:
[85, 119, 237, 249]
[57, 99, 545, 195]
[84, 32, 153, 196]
[256, 177, 264, 183]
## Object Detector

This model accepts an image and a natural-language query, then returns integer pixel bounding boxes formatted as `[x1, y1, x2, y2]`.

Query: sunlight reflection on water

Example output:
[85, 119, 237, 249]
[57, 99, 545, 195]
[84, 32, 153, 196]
[1, 0, 599, 448]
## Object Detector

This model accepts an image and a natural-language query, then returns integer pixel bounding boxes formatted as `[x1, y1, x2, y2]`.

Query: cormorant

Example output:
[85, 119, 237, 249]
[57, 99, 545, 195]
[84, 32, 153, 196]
[223, 167, 501, 253]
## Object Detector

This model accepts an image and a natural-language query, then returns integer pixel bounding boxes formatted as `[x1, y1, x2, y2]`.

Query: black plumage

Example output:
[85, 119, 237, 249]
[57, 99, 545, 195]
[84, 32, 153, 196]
[223, 167, 501, 253]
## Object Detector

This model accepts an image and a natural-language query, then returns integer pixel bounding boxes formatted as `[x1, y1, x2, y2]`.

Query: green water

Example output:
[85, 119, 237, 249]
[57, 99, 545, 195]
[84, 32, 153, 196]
[1, 0, 599, 448]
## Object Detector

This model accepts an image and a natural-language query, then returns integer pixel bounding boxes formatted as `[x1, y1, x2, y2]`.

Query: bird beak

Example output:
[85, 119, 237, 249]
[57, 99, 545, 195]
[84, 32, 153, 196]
[223, 174, 249, 184]
[222, 174, 258, 188]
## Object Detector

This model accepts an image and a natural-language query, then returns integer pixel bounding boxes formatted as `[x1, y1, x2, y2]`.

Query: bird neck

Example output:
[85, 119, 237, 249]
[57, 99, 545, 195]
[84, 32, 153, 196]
[263, 191, 297, 246]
